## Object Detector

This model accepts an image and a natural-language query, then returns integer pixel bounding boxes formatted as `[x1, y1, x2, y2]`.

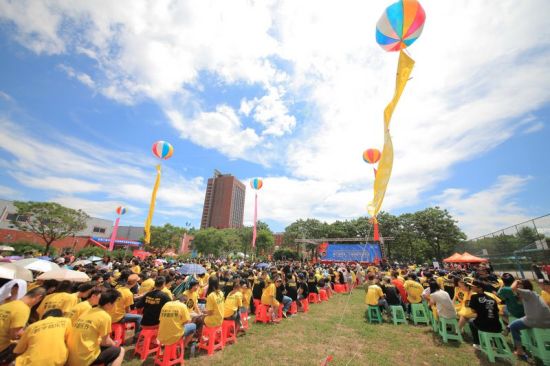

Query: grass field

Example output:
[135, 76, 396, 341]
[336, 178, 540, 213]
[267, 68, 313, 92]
[122, 289, 529, 366]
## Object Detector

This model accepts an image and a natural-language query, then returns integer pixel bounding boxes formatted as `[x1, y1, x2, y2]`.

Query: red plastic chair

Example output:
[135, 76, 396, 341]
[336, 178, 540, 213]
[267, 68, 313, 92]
[222, 320, 237, 346]
[334, 284, 345, 293]
[319, 289, 329, 302]
[154, 338, 184, 366]
[239, 311, 249, 330]
[134, 326, 160, 360]
[288, 301, 298, 315]
[301, 298, 309, 313]
[111, 323, 126, 346]
[254, 303, 271, 323]
[308, 292, 319, 304]
[197, 326, 223, 355]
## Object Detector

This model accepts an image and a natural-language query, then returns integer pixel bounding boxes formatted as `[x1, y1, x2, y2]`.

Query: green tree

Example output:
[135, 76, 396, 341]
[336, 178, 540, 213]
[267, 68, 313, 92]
[255, 229, 274, 256]
[12, 201, 89, 255]
[192, 228, 226, 257]
[412, 207, 466, 260]
[149, 223, 187, 255]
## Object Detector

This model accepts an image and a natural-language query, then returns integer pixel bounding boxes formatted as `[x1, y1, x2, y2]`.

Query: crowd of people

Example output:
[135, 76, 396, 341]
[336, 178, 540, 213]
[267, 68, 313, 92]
[0, 253, 549, 365]
[363, 262, 550, 361]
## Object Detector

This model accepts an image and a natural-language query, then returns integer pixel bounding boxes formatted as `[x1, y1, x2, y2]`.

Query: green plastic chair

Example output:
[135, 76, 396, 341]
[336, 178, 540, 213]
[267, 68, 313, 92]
[426, 309, 438, 332]
[526, 328, 550, 366]
[438, 318, 463, 343]
[410, 303, 429, 325]
[367, 305, 383, 324]
[390, 305, 407, 325]
[478, 331, 514, 363]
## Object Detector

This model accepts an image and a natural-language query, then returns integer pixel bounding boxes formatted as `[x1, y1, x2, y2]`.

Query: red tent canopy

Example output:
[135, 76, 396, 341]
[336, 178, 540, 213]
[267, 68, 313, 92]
[454, 252, 488, 263]
[443, 252, 463, 263]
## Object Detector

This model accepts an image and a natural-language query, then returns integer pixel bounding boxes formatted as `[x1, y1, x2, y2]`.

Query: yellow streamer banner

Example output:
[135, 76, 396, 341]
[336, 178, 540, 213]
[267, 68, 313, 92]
[144, 164, 162, 244]
[368, 50, 415, 217]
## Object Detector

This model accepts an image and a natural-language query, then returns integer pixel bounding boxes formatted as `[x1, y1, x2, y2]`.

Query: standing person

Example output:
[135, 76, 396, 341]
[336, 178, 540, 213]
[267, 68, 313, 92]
[506, 279, 550, 360]
[13, 309, 71, 366]
[0, 288, 45, 364]
[67, 289, 125, 366]
[136, 276, 171, 328]
[467, 281, 502, 350]
[204, 277, 224, 328]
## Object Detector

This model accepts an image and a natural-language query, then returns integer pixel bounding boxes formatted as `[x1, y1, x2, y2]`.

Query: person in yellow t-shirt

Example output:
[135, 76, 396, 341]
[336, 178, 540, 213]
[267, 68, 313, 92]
[36, 281, 79, 319]
[241, 279, 252, 312]
[13, 309, 71, 366]
[67, 289, 125, 366]
[0, 287, 45, 364]
[403, 274, 424, 304]
[204, 277, 225, 328]
[138, 273, 156, 296]
[67, 287, 102, 324]
[454, 278, 476, 331]
[131, 259, 141, 274]
[157, 297, 196, 348]
[224, 281, 243, 328]
[539, 280, 550, 307]
[182, 281, 201, 315]
[107, 277, 142, 338]
[161, 285, 174, 301]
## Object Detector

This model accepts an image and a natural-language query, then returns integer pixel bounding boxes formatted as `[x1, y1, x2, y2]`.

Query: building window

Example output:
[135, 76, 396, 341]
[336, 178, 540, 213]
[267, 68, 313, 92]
[5, 213, 28, 222]
[93, 227, 106, 234]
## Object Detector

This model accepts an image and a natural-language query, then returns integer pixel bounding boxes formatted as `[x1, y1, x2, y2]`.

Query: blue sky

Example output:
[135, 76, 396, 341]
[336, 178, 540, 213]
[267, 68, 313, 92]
[0, 0, 548, 238]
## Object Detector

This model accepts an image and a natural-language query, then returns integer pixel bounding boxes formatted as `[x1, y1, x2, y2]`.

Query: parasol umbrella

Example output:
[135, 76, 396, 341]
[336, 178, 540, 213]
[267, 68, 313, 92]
[15, 258, 60, 273]
[72, 260, 92, 267]
[37, 268, 90, 283]
[177, 263, 206, 275]
[7, 256, 23, 261]
[88, 256, 103, 262]
[0, 263, 33, 282]
[256, 263, 270, 269]
[37, 256, 51, 260]
[0, 245, 15, 251]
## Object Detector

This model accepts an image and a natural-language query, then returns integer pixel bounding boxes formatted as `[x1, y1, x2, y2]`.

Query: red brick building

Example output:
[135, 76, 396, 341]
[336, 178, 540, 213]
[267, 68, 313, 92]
[200, 170, 246, 229]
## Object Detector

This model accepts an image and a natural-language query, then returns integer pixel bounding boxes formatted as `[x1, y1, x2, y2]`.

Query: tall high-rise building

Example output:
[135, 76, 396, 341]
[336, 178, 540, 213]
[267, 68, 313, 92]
[200, 170, 246, 229]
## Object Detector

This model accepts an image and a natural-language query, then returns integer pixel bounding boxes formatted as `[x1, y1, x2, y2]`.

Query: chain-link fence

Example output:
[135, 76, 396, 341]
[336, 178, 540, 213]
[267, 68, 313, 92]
[462, 214, 550, 279]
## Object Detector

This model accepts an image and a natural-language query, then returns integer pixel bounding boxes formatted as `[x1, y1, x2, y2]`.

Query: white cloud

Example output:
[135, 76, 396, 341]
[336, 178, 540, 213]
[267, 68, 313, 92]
[58, 64, 95, 88]
[434, 175, 531, 238]
[0, 185, 20, 199]
[0, 119, 205, 224]
[165, 106, 262, 160]
[523, 122, 544, 135]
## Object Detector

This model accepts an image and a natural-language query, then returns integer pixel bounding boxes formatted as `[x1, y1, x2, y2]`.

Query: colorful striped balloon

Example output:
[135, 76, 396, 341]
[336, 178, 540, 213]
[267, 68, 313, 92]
[376, 0, 425, 52]
[116, 206, 126, 215]
[152, 141, 174, 160]
[250, 178, 263, 190]
[363, 148, 382, 164]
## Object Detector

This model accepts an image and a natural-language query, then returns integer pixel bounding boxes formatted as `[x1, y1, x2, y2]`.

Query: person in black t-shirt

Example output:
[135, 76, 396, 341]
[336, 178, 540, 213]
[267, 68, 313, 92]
[381, 277, 402, 306]
[136, 276, 171, 327]
[285, 272, 298, 301]
[307, 272, 318, 294]
[467, 280, 502, 348]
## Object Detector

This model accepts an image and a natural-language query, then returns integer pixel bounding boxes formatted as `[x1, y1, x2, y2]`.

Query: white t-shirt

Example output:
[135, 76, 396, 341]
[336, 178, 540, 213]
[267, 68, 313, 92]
[430, 290, 457, 319]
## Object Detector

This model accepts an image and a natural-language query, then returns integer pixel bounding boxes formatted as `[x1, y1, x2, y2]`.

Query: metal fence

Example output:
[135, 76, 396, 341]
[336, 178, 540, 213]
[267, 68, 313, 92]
[462, 214, 550, 279]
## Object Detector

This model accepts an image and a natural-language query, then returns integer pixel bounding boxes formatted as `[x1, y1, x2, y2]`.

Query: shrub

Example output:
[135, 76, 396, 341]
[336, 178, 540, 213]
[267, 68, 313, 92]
[6, 241, 57, 256]
[273, 248, 299, 260]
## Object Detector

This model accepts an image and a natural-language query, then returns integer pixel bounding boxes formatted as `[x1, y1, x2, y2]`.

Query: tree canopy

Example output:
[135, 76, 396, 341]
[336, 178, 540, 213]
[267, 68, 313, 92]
[11, 201, 89, 255]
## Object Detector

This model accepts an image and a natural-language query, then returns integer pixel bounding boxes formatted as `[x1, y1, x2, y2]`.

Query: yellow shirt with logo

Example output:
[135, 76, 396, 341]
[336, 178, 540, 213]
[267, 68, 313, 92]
[37, 292, 79, 319]
[13, 316, 71, 366]
[182, 290, 199, 312]
[223, 292, 243, 318]
[404, 280, 424, 304]
[139, 278, 155, 295]
[66, 307, 111, 366]
[261, 283, 279, 307]
[161, 287, 174, 301]
[0, 300, 30, 352]
[157, 301, 191, 346]
[365, 285, 384, 306]
[107, 287, 133, 322]
[67, 300, 92, 324]
[204, 291, 224, 327]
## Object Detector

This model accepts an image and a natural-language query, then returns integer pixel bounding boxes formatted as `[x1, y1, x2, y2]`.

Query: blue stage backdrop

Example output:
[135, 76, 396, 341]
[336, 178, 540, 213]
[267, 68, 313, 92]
[319, 243, 381, 263]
